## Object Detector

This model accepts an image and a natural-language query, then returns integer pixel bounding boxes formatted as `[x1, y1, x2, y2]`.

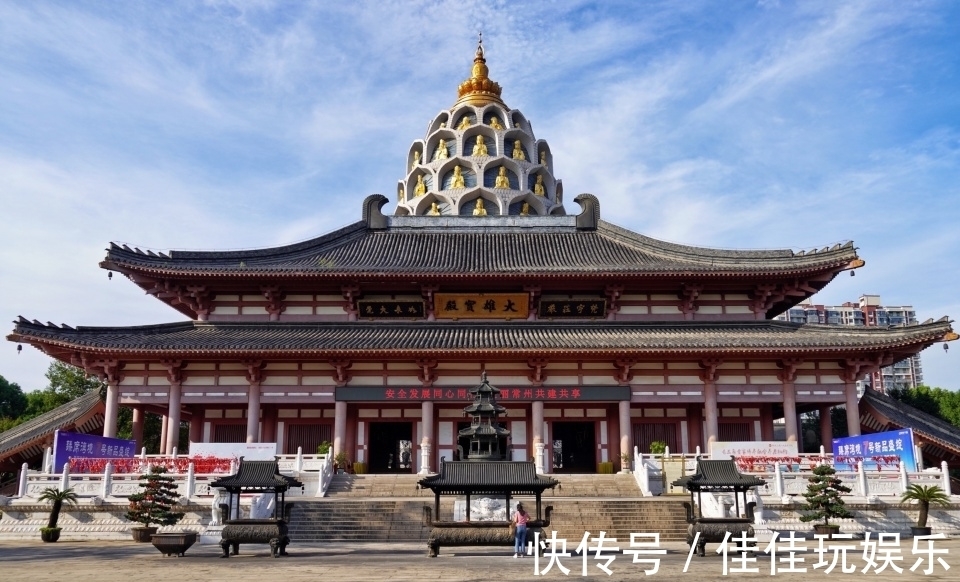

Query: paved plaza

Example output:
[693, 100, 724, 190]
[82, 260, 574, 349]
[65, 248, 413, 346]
[0, 537, 956, 582]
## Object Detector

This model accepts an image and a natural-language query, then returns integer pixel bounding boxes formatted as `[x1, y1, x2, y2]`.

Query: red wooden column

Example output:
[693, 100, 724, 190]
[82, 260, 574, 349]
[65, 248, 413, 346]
[420, 399, 434, 473]
[777, 360, 800, 445]
[819, 405, 833, 449]
[700, 360, 721, 447]
[163, 360, 185, 455]
[244, 361, 264, 443]
[131, 406, 144, 450]
[842, 361, 865, 437]
[618, 400, 632, 465]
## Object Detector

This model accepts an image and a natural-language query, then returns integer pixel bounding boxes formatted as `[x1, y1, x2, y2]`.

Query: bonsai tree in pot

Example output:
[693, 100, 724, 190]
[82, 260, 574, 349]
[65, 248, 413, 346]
[900, 484, 950, 536]
[126, 466, 185, 542]
[334, 451, 350, 474]
[38, 487, 78, 542]
[799, 463, 853, 538]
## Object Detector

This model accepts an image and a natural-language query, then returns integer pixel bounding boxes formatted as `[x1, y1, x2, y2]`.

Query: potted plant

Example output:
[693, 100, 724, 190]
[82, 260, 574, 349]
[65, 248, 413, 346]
[649, 441, 667, 456]
[620, 452, 632, 472]
[334, 451, 349, 474]
[317, 441, 332, 456]
[799, 463, 853, 539]
[900, 484, 950, 536]
[38, 487, 78, 542]
[126, 466, 185, 542]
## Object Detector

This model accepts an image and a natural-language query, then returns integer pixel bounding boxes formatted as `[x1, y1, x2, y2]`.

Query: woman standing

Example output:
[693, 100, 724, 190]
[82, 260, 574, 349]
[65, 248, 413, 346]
[512, 502, 529, 558]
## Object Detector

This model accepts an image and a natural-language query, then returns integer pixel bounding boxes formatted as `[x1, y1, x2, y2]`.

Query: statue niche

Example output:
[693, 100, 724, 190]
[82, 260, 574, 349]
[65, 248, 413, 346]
[472, 135, 488, 157]
[494, 166, 510, 189]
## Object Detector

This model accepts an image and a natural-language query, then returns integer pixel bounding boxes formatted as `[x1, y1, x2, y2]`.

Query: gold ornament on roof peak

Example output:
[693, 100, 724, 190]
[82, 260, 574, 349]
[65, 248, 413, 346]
[454, 33, 505, 108]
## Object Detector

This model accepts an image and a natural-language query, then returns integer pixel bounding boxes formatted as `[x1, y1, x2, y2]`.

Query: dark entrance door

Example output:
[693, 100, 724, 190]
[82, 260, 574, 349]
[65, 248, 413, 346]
[368, 422, 414, 474]
[551, 422, 596, 473]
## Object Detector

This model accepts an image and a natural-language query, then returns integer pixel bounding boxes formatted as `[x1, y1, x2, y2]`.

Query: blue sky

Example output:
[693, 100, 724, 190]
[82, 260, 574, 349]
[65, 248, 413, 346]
[2, 0, 959, 391]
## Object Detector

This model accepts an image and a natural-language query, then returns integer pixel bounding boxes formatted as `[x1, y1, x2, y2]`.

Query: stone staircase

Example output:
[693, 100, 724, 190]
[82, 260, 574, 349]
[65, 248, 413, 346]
[286, 473, 689, 543]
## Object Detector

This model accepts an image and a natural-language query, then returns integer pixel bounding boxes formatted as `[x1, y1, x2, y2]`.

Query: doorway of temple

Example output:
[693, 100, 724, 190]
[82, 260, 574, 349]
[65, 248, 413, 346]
[551, 422, 596, 473]
[368, 421, 414, 473]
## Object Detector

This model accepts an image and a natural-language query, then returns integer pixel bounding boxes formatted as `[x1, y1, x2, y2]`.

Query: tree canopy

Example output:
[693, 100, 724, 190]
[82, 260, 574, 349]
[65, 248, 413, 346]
[889, 385, 960, 428]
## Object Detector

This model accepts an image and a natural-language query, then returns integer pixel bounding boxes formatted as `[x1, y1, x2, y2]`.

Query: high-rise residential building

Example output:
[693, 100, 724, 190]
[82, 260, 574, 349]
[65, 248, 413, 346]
[776, 295, 923, 394]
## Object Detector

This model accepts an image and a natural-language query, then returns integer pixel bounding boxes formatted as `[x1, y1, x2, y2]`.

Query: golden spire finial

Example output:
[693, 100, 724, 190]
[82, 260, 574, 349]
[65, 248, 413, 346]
[454, 32, 505, 108]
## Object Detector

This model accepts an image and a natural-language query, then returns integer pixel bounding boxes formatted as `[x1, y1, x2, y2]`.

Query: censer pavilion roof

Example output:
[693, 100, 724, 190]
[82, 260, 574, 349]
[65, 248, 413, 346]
[9, 316, 952, 359]
[101, 195, 860, 280]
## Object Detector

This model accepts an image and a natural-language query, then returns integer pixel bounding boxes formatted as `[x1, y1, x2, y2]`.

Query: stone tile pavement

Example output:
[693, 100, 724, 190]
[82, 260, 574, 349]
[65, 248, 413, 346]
[0, 537, 956, 582]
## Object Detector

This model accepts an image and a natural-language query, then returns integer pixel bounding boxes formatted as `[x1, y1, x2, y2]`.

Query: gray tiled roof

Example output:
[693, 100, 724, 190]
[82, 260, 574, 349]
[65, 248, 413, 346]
[0, 390, 103, 459]
[8, 317, 952, 357]
[672, 459, 767, 490]
[418, 460, 558, 496]
[860, 388, 960, 459]
[209, 459, 303, 491]
[101, 218, 859, 278]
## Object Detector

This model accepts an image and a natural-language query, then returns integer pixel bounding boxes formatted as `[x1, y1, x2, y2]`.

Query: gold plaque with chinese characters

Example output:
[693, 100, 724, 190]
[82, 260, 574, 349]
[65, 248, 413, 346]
[434, 293, 529, 319]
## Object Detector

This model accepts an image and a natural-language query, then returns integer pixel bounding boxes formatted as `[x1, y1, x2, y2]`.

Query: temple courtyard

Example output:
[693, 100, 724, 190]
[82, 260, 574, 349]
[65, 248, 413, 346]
[1, 538, 956, 581]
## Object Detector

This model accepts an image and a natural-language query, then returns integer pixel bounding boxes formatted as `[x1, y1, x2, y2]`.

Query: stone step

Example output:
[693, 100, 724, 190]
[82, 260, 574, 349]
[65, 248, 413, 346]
[286, 498, 690, 543]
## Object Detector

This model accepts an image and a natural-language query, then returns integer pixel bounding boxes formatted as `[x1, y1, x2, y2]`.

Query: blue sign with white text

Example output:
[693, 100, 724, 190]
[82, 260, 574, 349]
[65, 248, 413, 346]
[52, 430, 136, 472]
[832, 428, 916, 472]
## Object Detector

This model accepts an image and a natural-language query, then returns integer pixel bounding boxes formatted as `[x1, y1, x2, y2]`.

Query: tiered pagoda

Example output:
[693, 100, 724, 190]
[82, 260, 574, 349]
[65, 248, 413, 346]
[458, 373, 510, 461]
[7, 40, 956, 475]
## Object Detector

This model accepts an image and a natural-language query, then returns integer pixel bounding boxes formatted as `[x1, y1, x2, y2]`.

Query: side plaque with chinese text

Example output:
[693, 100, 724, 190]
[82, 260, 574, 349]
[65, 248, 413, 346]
[538, 299, 606, 318]
[357, 300, 425, 319]
[434, 293, 528, 319]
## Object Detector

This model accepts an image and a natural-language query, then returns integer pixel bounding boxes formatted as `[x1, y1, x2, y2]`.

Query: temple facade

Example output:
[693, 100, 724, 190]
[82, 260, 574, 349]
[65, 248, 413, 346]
[8, 41, 956, 475]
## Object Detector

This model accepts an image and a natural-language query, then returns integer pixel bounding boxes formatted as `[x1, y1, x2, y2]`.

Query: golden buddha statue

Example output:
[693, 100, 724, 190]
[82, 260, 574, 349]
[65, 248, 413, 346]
[489, 116, 504, 130]
[398, 185, 404, 202]
[494, 166, 510, 189]
[451, 165, 466, 189]
[539, 150, 547, 165]
[473, 199, 487, 216]
[440, 121, 447, 128]
[520, 202, 530, 216]
[457, 116, 471, 130]
[473, 135, 488, 157]
[512, 140, 525, 161]
[428, 202, 441, 216]
[411, 150, 421, 170]
[414, 174, 427, 196]
[533, 174, 545, 196]
[433, 139, 448, 161]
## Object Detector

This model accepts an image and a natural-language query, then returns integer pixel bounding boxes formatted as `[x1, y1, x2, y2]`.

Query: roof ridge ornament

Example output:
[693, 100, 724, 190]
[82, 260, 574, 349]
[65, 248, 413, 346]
[454, 33, 505, 108]
[574, 194, 600, 230]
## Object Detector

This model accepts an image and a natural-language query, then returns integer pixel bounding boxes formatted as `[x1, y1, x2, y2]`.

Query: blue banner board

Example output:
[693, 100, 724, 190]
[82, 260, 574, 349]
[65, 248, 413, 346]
[832, 428, 916, 472]
[52, 430, 137, 472]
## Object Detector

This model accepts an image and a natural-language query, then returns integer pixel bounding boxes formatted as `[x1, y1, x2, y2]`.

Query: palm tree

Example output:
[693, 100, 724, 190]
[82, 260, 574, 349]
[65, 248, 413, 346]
[900, 484, 950, 529]
[38, 487, 79, 529]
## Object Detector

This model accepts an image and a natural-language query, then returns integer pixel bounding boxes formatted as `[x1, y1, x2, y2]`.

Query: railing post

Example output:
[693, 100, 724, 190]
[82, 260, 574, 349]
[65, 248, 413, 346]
[295, 446, 303, 473]
[774, 462, 784, 497]
[695, 445, 701, 458]
[899, 461, 909, 494]
[186, 462, 196, 498]
[857, 461, 868, 497]
[172, 446, 178, 459]
[60, 463, 70, 492]
[664, 446, 670, 459]
[942, 461, 952, 496]
[18, 463, 29, 497]
[102, 461, 113, 498]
